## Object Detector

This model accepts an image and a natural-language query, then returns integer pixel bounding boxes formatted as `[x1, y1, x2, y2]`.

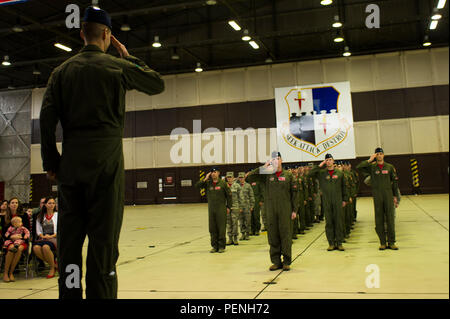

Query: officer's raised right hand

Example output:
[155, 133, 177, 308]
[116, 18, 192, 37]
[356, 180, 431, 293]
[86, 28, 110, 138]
[111, 35, 130, 58]
[204, 172, 211, 180]
[319, 160, 326, 167]
[368, 153, 377, 163]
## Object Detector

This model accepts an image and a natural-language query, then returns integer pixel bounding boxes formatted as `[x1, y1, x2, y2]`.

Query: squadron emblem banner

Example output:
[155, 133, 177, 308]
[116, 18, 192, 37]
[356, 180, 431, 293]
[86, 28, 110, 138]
[275, 81, 356, 162]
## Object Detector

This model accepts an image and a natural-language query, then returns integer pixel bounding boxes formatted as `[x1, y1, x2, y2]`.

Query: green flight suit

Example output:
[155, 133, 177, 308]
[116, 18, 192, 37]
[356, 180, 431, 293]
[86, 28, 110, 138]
[356, 160, 399, 245]
[292, 176, 305, 238]
[296, 175, 307, 232]
[343, 170, 354, 237]
[308, 176, 316, 223]
[350, 169, 360, 221]
[309, 166, 348, 246]
[40, 44, 164, 299]
[247, 176, 263, 234]
[302, 175, 312, 227]
[196, 178, 232, 250]
[259, 185, 267, 231]
[249, 168, 298, 266]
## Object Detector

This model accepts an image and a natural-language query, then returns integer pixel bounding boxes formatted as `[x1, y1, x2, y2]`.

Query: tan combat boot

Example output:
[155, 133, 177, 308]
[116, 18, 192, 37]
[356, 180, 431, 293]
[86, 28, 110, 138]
[269, 264, 282, 271]
[388, 243, 398, 250]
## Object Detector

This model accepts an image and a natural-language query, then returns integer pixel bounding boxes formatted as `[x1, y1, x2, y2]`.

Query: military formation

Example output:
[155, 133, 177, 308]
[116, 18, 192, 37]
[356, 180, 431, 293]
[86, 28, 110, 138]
[197, 148, 400, 271]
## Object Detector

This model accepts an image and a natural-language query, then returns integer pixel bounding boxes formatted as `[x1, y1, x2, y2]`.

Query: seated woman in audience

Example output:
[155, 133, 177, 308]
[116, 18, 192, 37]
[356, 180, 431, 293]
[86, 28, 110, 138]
[2, 198, 30, 282]
[33, 197, 58, 279]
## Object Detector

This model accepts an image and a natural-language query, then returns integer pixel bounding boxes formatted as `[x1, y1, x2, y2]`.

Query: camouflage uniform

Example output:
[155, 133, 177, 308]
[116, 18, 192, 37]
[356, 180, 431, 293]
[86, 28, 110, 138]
[225, 172, 243, 245]
[312, 177, 321, 222]
[238, 174, 255, 240]
[296, 173, 307, 233]
[350, 168, 360, 221]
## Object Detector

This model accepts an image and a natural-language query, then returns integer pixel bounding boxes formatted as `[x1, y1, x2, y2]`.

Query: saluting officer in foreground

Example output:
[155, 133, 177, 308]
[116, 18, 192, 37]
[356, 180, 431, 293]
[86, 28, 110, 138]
[246, 152, 298, 271]
[356, 148, 400, 250]
[196, 168, 232, 253]
[309, 154, 348, 251]
[40, 6, 164, 299]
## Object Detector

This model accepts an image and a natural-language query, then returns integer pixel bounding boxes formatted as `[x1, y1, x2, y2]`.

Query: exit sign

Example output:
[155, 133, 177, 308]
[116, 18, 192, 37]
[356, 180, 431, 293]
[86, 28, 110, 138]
[0, 0, 28, 5]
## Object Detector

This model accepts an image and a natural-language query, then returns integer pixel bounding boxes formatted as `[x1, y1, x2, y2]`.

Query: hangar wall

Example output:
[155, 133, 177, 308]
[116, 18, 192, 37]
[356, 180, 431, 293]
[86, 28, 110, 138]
[28, 47, 449, 205]
[0, 89, 31, 203]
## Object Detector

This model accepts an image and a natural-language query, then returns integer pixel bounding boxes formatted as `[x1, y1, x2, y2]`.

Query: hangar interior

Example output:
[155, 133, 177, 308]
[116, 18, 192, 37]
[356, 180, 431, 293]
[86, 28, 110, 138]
[0, 0, 448, 299]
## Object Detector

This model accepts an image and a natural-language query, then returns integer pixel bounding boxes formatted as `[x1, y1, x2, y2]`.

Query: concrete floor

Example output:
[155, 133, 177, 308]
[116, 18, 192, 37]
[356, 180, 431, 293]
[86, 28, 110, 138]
[0, 194, 448, 299]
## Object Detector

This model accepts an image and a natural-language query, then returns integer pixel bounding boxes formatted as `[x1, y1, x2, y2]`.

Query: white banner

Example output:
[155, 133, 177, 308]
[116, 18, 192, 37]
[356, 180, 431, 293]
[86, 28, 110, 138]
[275, 81, 356, 162]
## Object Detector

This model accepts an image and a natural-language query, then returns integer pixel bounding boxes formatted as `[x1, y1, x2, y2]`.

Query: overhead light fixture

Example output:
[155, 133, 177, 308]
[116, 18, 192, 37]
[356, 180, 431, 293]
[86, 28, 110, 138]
[205, 0, 217, 5]
[242, 29, 251, 41]
[437, 0, 446, 9]
[2, 55, 11, 66]
[332, 15, 342, 28]
[431, 13, 442, 20]
[121, 23, 131, 31]
[228, 20, 241, 31]
[12, 17, 24, 32]
[32, 65, 41, 75]
[195, 62, 203, 73]
[334, 35, 344, 42]
[249, 40, 259, 49]
[152, 35, 162, 48]
[429, 20, 438, 29]
[92, 0, 100, 10]
[54, 43, 72, 52]
[171, 48, 180, 60]
[343, 46, 351, 56]
[321, 0, 333, 5]
[12, 25, 24, 32]
[423, 35, 432, 47]
[265, 57, 273, 63]
[8, 84, 15, 90]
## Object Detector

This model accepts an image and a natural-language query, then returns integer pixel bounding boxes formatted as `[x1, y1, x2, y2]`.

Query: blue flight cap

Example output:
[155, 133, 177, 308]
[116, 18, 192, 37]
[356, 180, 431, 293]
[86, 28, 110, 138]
[83, 6, 112, 29]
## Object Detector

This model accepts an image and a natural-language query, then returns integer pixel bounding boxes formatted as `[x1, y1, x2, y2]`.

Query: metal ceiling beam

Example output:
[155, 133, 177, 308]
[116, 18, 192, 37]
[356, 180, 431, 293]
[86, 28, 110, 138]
[0, 0, 392, 36]
[0, 0, 209, 35]
[0, 5, 83, 47]
[0, 14, 445, 70]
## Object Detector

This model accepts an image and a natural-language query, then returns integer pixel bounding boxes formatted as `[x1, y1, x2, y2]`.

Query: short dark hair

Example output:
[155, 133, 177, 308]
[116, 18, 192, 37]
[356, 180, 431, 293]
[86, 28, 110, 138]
[81, 22, 110, 42]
